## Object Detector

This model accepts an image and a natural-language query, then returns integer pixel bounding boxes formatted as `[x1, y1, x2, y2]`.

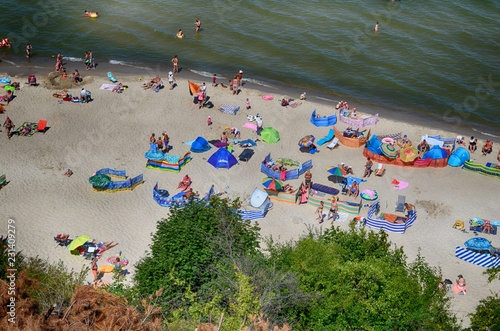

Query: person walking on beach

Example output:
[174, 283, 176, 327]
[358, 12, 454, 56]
[328, 197, 338, 221]
[89, 50, 95, 69]
[363, 157, 373, 178]
[375, 22, 379, 32]
[232, 76, 239, 95]
[316, 201, 324, 224]
[195, 19, 201, 32]
[26, 44, 32, 58]
[3, 117, 14, 140]
[168, 71, 175, 90]
[172, 55, 179, 74]
[212, 74, 217, 87]
[84, 52, 90, 70]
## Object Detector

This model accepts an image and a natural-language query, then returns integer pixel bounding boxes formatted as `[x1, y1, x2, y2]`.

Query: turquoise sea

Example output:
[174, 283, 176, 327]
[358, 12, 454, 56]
[1, 0, 500, 134]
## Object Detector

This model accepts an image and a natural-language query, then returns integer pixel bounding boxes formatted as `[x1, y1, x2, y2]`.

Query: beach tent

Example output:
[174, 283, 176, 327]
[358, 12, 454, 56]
[423, 145, 448, 160]
[464, 237, 493, 251]
[448, 147, 470, 167]
[366, 135, 383, 155]
[190, 136, 211, 153]
[207, 147, 238, 169]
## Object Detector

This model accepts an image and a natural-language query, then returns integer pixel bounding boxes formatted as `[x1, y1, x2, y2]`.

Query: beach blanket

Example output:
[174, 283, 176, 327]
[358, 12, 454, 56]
[378, 132, 402, 141]
[335, 212, 349, 222]
[341, 176, 367, 188]
[393, 180, 409, 190]
[11, 122, 38, 137]
[99, 83, 117, 91]
[276, 158, 300, 166]
[239, 139, 257, 147]
[243, 122, 257, 131]
[289, 102, 302, 108]
[213, 141, 229, 148]
[218, 104, 240, 115]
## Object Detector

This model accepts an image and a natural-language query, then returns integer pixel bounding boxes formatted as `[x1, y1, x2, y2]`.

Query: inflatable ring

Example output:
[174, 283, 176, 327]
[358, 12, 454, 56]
[100, 264, 114, 273]
[262, 95, 274, 101]
[0, 78, 11, 84]
[381, 137, 394, 145]
[107, 256, 128, 266]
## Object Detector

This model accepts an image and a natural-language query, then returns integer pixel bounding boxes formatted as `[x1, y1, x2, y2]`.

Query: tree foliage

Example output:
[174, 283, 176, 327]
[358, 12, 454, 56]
[467, 292, 500, 331]
[134, 197, 261, 301]
[268, 224, 459, 330]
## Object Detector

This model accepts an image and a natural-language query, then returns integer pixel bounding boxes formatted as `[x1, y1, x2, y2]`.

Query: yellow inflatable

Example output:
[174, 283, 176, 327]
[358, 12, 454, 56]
[100, 264, 114, 273]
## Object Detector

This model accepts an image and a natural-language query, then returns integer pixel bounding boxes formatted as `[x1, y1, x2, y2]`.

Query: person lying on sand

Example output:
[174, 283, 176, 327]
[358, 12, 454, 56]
[398, 135, 412, 148]
[178, 175, 191, 191]
[62, 168, 73, 177]
[20, 126, 32, 136]
[112, 83, 123, 92]
[281, 184, 298, 194]
[53, 89, 69, 98]
[184, 188, 198, 199]
[272, 163, 286, 172]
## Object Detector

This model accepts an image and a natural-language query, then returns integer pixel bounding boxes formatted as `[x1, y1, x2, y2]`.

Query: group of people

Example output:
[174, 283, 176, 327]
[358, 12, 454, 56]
[143, 75, 163, 91]
[315, 197, 339, 224]
[150, 131, 170, 153]
[177, 174, 197, 199]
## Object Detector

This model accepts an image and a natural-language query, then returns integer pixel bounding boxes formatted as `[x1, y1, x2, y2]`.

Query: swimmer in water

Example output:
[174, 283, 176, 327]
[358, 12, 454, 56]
[375, 21, 379, 32]
[195, 19, 201, 32]
[177, 29, 184, 39]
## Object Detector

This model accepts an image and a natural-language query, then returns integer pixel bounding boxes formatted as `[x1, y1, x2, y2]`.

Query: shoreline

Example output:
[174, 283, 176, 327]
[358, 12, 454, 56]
[1, 58, 499, 328]
[1, 53, 500, 141]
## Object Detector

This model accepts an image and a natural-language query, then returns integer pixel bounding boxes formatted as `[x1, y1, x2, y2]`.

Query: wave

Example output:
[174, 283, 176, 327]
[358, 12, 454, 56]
[65, 57, 84, 62]
[244, 78, 272, 88]
[190, 69, 224, 80]
[472, 128, 500, 139]
[0, 59, 19, 67]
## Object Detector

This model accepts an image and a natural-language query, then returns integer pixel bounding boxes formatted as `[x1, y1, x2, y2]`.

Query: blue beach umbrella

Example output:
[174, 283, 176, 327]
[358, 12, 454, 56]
[464, 237, 493, 251]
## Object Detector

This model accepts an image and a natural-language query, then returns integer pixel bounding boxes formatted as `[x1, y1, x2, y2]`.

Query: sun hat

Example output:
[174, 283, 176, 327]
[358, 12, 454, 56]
[169, 71, 173, 75]
[239, 70, 243, 73]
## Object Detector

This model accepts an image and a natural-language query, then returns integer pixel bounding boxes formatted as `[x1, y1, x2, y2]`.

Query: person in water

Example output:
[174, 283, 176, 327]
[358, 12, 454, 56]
[195, 19, 201, 32]
[375, 22, 379, 32]
[176, 29, 184, 39]
[26, 44, 32, 58]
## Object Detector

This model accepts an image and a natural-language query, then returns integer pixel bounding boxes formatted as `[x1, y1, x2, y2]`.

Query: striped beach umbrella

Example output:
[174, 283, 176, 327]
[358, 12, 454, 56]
[298, 135, 315, 147]
[380, 143, 398, 158]
[326, 166, 347, 176]
[262, 177, 283, 190]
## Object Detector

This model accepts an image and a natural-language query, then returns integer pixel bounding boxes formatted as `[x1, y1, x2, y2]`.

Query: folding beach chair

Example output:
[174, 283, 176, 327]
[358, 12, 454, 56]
[28, 75, 36, 86]
[395, 195, 406, 212]
[374, 163, 385, 176]
[326, 138, 339, 150]
[37, 120, 47, 133]
[0, 174, 6, 189]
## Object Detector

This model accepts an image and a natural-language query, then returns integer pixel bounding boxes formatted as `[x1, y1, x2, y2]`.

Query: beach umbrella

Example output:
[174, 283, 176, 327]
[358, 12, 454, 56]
[68, 235, 90, 251]
[360, 189, 378, 201]
[261, 127, 280, 144]
[380, 143, 398, 158]
[88, 174, 111, 187]
[464, 237, 493, 251]
[298, 135, 315, 148]
[328, 175, 345, 184]
[326, 166, 347, 176]
[262, 177, 283, 190]
[423, 145, 448, 160]
[400, 146, 419, 162]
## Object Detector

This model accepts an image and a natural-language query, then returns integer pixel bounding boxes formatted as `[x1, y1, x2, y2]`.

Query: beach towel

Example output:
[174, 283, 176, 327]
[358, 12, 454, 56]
[335, 212, 349, 222]
[290, 102, 302, 108]
[280, 171, 286, 181]
[341, 176, 367, 188]
[393, 181, 408, 190]
[99, 83, 118, 91]
[262, 95, 274, 100]
[218, 104, 240, 115]
[239, 139, 257, 147]
[11, 122, 38, 137]
[243, 122, 257, 131]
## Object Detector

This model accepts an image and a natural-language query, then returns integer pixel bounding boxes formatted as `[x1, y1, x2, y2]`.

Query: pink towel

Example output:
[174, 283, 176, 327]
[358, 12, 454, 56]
[393, 181, 408, 190]
[243, 122, 257, 131]
[280, 171, 286, 181]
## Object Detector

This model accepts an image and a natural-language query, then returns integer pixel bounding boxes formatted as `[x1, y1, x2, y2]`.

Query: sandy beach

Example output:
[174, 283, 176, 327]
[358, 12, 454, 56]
[1, 65, 499, 326]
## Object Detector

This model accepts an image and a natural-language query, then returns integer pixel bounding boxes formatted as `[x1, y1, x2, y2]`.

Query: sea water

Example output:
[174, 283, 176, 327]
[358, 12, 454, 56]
[1, 0, 499, 134]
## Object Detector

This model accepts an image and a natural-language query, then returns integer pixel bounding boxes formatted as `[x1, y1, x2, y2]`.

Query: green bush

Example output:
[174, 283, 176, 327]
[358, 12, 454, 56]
[468, 293, 500, 330]
[269, 225, 459, 330]
[134, 197, 261, 302]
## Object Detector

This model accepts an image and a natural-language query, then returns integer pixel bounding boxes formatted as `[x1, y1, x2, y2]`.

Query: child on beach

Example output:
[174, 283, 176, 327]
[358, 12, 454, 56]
[300, 92, 306, 100]
[207, 116, 212, 126]
[316, 201, 324, 224]
[246, 98, 251, 109]
[150, 133, 156, 143]
[212, 74, 217, 87]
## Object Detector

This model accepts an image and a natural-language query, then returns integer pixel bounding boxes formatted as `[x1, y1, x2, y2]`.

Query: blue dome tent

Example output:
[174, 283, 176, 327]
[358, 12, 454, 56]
[190, 137, 211, 153]
[207, 147, 239, 169]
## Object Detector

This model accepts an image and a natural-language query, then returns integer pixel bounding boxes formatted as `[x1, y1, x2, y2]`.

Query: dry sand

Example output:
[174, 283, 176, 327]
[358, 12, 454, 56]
[0, 68, 499, 326]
